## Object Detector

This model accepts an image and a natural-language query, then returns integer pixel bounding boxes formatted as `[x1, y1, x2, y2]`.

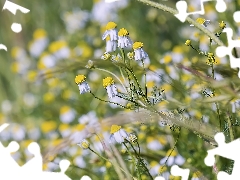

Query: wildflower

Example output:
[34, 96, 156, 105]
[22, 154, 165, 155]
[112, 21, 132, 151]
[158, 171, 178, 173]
[185, 40, 191, 46]
[28, 29, 49, 58]
[111, 54, 122, 62]
[206, 52, 216, 65]
[101, 52, 111, 60]
[219, 21, 226, 29]
[190, 18, 210, 27]
[102, 21, 118, 41]
[196, 18, 210, 27]
[118, 28, 132, 48]
[160, 149, 185, 166]
[85, 60, 95, 69]
[105, 35, 117, 52]
[77, 139, 90, 149]
[103, 77, 118, 99]
[59, 106, 76, 123]
[127, 52, 134, 60]
[75, 75, 91, 94]
[230, 99, 240, 113]
[110, 125, 128, 143]
[128, 133, 138, 143]
[191, 171, 202, 180]
[133, 41, 150, 62]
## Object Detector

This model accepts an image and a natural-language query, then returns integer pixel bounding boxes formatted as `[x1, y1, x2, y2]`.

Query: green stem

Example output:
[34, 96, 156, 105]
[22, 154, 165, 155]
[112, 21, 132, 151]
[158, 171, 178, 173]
[90, 91, 127, 109]
[123, 142, 142, 180]
[226, 111, 234, 142]
[125, 139, 154, 180]
[136, 0, 224, 46]
[88, 147, 132, 179]
[95, 67, 128, 93]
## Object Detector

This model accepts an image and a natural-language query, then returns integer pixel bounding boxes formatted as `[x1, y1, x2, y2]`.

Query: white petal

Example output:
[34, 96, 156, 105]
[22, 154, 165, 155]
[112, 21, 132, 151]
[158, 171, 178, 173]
[102, 30, 109, 40]
[79, 82, 90, 94]
[175, 155, 185, 165]
[166, 156, 174, 166]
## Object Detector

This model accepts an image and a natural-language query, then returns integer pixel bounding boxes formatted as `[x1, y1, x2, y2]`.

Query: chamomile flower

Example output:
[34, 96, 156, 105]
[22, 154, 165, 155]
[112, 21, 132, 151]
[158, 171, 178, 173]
[105, 36, 117, 52]
[230, 99, 240, 113]
[101, 52, 111, 60]
[160, 149, 185, 166]
[191, 171, 202, 180]
[102, 22, 118, 41]
[75, 75, 91, 94]
[103, 77, 118, 99]
[133, 41, 150, 62]
[78, 139, 90, 149]
[110, 125, 128, 143]
[28, 29, 49, 58]
[118, 28, 132, 48]
[59, 106, 76, 123]
[190, 18, 210, 27]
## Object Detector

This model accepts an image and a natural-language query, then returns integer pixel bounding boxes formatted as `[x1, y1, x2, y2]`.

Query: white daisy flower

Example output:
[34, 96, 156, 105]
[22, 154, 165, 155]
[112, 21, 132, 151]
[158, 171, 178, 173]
[118, 28, 132, 48]
[102, 21, 118, 41]
[190, 18, 210, 27]
[75, 75, 91, 94]
[110, 125, 128, 143]
[103, 77, 118, 99]
[29, 29, 48, 58]
[230, 99, 240, 113]
[133, 41, 149, 61]
[160, 149, 185, 167]
[105, 36, 117, 52]
[59, 106, 76, 123]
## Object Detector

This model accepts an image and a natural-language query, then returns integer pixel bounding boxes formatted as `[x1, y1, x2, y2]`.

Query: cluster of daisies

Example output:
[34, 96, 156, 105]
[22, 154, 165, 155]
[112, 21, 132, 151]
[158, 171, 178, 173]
[74, 21, 150, 98]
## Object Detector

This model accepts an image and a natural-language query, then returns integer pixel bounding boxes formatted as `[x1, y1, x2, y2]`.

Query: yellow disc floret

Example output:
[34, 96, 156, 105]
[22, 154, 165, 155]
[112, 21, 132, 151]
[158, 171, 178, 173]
[219, 21, 226, 29]
[196, 18, 205, 25]
[110, 125, 121, 134]
[103, 77, 115, 88]
[75, 75, 86, 84]
[185, 39, 191, 46]
[33, 29, 47, 39]
[133, 42, 144, 50]
[80, 139, 90, 149]
[106, 22, 117, 30]
[166, 149, 177, 157]
[118, 28, 129, 36]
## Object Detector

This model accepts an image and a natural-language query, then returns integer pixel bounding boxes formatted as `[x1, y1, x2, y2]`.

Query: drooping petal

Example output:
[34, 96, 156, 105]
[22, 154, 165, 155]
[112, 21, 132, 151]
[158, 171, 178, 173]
[102, 30, 109, 40]
[78, 82, 90, 94]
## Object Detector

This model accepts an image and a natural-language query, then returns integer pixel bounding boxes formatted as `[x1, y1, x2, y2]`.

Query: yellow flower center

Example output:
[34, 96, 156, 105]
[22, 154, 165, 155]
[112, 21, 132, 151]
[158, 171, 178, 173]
[166, 149, 177, 157]
[75, 75, 86, 84]
[103, 77, 115, 88]
[110, 125, 121, 134]
[81, 140, 90, 149]
[49, 41, 67, 53]
[60, 106, 71, 114]
[106, 22, 117, 30]
[159, 166, 167, 173]
[219, 21, 226, 29]
[185, 39, 191, 46]
[127, 52, 134, 59]
[118, 28, 129, 36]
[196, 18, 205, 25]
[133, 42, 143, 50]
[33, 29, 47, 39]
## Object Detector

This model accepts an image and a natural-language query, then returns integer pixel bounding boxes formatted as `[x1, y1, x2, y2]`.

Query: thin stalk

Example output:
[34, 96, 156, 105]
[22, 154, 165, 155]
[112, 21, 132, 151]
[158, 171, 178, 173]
[123, 142, 142, 180]
[136, 0, 224, 46]
[95, 67, 128, 93]
[88, 147, 129, 179]
[90, 91, 127, 109]
[125, 139, 154, 180]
